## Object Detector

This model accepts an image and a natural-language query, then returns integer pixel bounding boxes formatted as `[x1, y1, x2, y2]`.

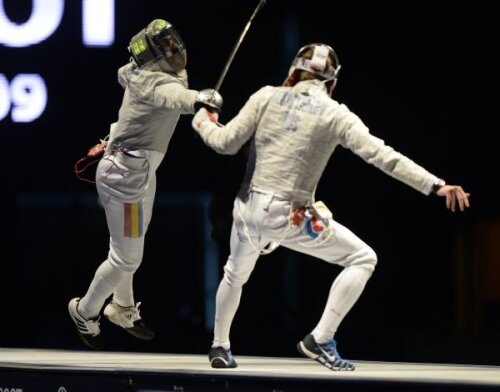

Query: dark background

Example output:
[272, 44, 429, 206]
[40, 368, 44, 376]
[1, 0, 499, 366]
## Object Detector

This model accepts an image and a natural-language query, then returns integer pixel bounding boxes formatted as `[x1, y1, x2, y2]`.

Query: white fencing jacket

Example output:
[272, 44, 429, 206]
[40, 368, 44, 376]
[110, 62, 198, 154]
[194, 79, 440, 203]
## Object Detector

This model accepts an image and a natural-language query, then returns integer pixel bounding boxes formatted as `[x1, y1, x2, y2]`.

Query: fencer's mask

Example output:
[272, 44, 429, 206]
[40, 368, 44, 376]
[283, 43, 341, 95]
[128, 19, 187, 73]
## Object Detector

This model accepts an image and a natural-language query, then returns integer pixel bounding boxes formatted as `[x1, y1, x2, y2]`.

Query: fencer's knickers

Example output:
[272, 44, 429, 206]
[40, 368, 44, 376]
[96, 148, 164, 273]
[223, 187, 377, 287]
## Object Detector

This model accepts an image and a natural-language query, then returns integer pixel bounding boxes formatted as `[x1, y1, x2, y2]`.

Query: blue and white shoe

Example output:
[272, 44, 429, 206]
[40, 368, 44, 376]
[208, 346, 238, 368]
[297, 334, 355, 371]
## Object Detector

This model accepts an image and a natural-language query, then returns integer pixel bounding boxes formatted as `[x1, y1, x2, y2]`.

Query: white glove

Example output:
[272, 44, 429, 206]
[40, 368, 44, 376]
[192, 107, 220, 135]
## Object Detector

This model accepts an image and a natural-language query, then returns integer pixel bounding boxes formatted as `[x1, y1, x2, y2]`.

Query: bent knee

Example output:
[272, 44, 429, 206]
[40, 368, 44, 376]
[345, 246, 378, 274]
[108, 251, 142, 273]
[222, 265, 251, 288]
[365, 248, 378, 270]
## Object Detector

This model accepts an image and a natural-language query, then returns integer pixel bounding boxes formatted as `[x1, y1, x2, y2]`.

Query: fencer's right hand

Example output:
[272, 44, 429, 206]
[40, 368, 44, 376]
[192, 107, 220, 135]
[195, 89, 223, 113]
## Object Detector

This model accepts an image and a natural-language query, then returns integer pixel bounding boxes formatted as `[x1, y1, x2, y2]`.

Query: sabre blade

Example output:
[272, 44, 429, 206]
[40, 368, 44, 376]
[214, 0, 267, 92]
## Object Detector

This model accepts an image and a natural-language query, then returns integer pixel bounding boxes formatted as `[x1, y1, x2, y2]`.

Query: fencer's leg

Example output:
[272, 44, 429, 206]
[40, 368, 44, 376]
[283, 220, 377, 342]
[78, 197, 145, 319]
[112, 172, 156, 307]
[312, 258, 375, 341]
[78, 194, 147, 319]
[111, 273, 134, 307]
[210, 191, 275, 369]
[212, 222, 261, 349]
[212, 280, 239, 350]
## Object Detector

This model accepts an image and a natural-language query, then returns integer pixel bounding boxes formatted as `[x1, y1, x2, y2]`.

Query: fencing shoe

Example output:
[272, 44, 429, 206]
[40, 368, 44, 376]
[68, 297, 103, 350]
[103, 301, 155, 340]
[297, 334, 355, 371]
[208, 346, 238, 368]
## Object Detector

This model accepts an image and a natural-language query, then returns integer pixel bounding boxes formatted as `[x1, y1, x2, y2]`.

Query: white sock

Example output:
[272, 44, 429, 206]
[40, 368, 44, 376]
[78, 260, 128, 319]
[212, 279, 241, 349]
[312, 265, 372, 344]
[112, 273, 135, 308]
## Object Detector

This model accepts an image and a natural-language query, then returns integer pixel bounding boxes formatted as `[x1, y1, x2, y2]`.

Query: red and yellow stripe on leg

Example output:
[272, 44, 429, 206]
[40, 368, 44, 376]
[124, 202, 143, 238]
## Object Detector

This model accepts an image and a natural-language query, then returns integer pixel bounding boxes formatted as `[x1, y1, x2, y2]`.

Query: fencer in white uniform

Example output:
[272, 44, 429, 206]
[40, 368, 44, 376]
[68, 19, 222, 350]
[192, 43, 470, 370]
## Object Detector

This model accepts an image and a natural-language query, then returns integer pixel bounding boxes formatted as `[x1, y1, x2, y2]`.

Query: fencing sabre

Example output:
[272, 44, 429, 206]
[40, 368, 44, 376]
[214, 0, 267, 92]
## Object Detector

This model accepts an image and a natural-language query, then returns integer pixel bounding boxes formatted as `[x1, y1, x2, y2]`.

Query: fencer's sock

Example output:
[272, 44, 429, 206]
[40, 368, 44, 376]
[312, 331, 332, 345]
[212, 341, 231, 350]
[112, 297, 134, 308]
[112, 272, 135, 308]
[313, 265, 372, 339]
[213, 279, 242, 350]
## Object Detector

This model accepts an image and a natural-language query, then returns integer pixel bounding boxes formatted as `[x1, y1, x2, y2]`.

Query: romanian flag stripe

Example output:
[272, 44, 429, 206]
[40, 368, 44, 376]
[124, 202, 143, 238]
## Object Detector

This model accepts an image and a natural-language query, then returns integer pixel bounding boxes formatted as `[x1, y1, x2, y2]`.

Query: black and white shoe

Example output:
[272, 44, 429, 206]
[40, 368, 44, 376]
[208, 346, 238, 368]
[103, 301, 155, 340]
[297, 334, 355, 371]
[68, 297, 104, 350]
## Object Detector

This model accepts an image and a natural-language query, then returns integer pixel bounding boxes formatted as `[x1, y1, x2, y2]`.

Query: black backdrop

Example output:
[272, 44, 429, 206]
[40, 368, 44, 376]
[1, 0, 499, 365]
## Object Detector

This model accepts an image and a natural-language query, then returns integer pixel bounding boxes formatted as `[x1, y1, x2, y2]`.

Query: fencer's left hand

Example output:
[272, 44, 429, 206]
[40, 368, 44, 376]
[436, 185, 470, 212]
[195, 89, 223, 113]
[192, 107, 220, 134]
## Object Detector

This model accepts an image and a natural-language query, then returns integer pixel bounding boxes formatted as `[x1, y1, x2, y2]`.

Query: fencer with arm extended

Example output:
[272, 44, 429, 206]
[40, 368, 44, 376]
[191, 42, 469, 371]
[193, 104, 469, 211]
[68, 18, 225, 351]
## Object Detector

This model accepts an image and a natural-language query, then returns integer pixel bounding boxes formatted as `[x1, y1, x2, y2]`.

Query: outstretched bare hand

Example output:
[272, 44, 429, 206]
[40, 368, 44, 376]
[436, 185, 470, 212]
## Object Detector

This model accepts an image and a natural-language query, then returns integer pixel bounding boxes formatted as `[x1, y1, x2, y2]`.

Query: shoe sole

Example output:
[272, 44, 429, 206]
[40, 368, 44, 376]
[297, 341, 355, 371]
[104, 315, 155, 340]
[123, 325, 155, 340]
[76, 332, 104, 350]
[210, 357, 237, 369]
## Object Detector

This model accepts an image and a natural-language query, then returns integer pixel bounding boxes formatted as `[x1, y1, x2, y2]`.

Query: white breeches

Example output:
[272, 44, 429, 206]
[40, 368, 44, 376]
[96, 148, 164, 273]
[223, 188, 377, 288]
